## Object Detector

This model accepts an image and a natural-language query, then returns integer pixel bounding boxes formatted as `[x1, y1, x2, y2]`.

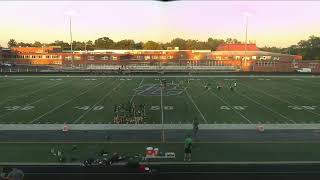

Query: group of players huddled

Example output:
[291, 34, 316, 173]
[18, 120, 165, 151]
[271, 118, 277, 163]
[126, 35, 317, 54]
[113, 79, 237, 124]
[160, 78, 237, 91]
[204, 81, 237, 91]
[113, 102, 146, 124]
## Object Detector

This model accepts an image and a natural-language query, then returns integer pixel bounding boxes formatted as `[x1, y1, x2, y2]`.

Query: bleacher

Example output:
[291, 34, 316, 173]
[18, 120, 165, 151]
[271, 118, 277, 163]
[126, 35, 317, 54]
[86, 64, 240, 72]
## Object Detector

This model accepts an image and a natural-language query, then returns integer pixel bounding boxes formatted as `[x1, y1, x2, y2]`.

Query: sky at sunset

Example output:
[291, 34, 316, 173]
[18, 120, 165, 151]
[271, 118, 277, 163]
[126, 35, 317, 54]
[0, 1, 320, 48]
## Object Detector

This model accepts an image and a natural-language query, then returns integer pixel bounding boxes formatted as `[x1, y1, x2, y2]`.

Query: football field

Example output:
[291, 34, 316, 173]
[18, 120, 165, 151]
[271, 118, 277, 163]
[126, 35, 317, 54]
[1, 74, 320, 164]
[0, 75, 320, 125]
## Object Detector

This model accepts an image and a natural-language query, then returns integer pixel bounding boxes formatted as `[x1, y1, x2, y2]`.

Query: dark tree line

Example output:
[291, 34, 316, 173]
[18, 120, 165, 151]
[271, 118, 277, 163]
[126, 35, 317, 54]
[259, 35, 320, 60]
[6, 35, 320, 60]
[6, 37, 228, 51]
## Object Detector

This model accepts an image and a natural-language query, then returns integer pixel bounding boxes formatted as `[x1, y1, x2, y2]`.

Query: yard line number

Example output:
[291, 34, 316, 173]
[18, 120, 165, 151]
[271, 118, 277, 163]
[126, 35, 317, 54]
[5, 106, 34, 111]
[288, 106, 317, 110]
[220, 106, 248, 111]
[74, 106, 104, 111]
[151, 106, 174, 111]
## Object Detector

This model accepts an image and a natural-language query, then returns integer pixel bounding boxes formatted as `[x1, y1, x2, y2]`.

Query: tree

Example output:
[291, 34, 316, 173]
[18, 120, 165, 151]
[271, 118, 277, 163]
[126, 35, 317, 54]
[207, 38, 224, 51]
[72, 41, 86, 51]
[294, 35, 320, 60]
[170, 38, 187, 49]
[94, 37, 114, 49]
[49, 40, 70, 50]
[33, 41, 42, 47]
[133, 42, 143, 49]
[17, 42, 32, 47]
[85, 40, 94, 50]
[143, 41, 162, 50]
[7, 39, 17, 48]
[225, 38, 241, 44]
[114, 39, 135, 50]
[260, 46, 282, 53]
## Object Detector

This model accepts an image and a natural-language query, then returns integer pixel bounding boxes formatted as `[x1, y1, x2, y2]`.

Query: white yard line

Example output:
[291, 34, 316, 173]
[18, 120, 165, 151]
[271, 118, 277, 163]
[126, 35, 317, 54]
[2, 161, 320, 166]
[235, 91, 296, 124]
[0, 82, 68, 120]
[185, 90, 208, 124]
[207, 89, 252, 124]
[4, 75, 320, 78]
[0, 78, 34, 89]
[137, 84, 156, 95]
[73, 82, 123, 124]
[303, 80, 320, 87]
[286, 83, 320, 101]
[129, 78, 144, 103]
[271, 84, 319, 104]
[0, 82, 63, 105]
[160, 86, 165, 142]
[240, 82, 320, 117]
[29, 82, 105, 124]
[3, 123, 320, 130]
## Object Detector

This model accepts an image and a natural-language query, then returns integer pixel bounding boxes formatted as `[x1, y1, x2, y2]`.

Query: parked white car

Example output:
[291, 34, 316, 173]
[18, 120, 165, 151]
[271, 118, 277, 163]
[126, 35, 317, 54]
[296, 68, 311, 73]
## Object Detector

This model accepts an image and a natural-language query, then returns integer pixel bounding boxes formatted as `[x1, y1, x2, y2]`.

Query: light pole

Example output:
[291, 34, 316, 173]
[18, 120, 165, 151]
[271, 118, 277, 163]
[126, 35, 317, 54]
[69, 16, 74, 68]
[65, 9, 77, 68]
[241, 12, 252, 70]
[244, 15, 249, 67]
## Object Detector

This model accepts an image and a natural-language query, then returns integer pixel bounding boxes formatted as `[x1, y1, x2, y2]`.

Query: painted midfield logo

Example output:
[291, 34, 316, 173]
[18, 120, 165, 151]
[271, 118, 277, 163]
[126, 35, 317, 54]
[134, 84, 184, 96]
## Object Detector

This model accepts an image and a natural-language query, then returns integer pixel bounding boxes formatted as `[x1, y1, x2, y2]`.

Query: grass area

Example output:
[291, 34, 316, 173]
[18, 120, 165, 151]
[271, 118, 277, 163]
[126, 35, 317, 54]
[1, 142, 320, 163]
[1, 75, 320, 164]
[0, 75, 320, 124]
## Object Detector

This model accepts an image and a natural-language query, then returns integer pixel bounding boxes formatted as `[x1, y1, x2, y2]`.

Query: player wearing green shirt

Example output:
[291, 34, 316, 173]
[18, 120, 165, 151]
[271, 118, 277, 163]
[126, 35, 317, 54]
[184, 135, 193, 161]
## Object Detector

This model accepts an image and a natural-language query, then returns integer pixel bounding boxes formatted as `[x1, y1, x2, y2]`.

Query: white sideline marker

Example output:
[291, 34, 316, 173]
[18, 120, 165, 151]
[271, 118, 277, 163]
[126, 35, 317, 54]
[185, 90, 208, 124]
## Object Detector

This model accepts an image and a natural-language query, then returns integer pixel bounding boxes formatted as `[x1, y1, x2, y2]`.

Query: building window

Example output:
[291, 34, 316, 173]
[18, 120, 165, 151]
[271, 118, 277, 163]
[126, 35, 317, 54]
[272, 57, 280, 60]
[252, 56, 256, 60]
[112, 56, 117, 60]
[144, 56, 150, 60]
[74, 56, 80, 60]
[260, 56, 267, 60]
[136, 56, 143, 60]
[242, 56, 250, 60]
[309, 63, 318, 69]
[88, 56, 94, 61]
[235, 56, 240, 60]
[100, 56, 109, 60]
[167, 56, 174, 60]
[65, 56, 72, 60]
[54, 61, 62, 65]
[222, 56, 229, 60]
[46, 55, 50, 59]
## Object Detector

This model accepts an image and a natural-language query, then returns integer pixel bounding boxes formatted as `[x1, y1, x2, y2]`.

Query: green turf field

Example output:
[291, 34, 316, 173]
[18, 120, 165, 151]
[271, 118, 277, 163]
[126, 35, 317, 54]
[2, 142, 320, 163]
[0, 75, 320, 124]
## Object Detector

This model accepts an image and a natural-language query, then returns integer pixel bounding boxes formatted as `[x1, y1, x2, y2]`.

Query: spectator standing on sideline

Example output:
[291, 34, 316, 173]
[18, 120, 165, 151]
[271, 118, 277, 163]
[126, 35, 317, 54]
[184, 135, 193, 162]
[0, 166, 6, 180]
[6, 168, 24, 180]
[193, 118, 199, 137]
